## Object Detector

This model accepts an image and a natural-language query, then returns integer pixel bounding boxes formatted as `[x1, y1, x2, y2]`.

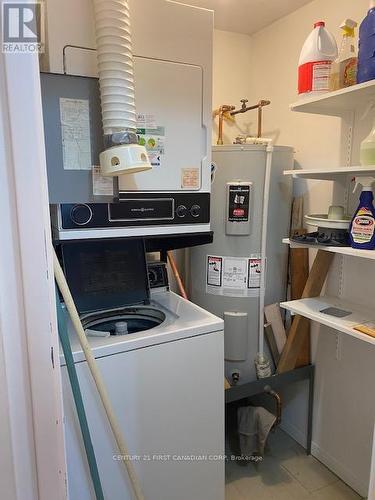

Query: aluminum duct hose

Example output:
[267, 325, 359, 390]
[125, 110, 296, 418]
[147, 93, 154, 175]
[93, 0, 151, 176]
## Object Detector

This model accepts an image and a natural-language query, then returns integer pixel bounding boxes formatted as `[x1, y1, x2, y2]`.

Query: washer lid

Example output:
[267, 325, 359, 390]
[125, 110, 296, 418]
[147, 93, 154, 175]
[60, 239, 149, 314]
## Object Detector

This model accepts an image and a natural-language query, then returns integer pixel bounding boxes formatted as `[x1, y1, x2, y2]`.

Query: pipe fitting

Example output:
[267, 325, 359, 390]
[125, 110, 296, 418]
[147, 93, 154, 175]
[231, 370, 240, 385]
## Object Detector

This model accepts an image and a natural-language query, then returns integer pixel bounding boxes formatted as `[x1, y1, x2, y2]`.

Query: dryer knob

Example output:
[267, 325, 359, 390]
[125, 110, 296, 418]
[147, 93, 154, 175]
[190, 204, 201, 218]
[70, 204, 93, 226]
[176, 205, 188, 218]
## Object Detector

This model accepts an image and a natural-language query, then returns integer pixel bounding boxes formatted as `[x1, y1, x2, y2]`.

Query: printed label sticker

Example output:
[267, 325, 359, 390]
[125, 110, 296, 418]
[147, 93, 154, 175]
[137, 126, 165, 168]
[248, 257, 262, 288]
[207, 256, 222, 287]
[182, 168, 200, 189]
[92, 166, 114, 196]
[60, 98, 91, 171]
[206, 254, 263, 297]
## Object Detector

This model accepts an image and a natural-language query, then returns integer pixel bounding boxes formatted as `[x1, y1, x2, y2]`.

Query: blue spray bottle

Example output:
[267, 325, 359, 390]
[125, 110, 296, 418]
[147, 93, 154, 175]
[357, 1, 375, 83]
[349, 177, 375, 249]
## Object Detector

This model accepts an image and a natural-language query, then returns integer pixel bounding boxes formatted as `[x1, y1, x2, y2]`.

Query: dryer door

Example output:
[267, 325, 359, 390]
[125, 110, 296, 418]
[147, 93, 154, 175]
[118, 57, 205, 193]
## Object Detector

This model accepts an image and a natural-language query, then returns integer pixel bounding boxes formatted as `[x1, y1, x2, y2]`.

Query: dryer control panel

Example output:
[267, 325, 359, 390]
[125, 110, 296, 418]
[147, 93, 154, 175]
[57, 193, 209, 229]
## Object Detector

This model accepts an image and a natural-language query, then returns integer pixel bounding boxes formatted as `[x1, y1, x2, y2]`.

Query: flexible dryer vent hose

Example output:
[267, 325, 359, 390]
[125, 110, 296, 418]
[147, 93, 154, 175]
[92, 0, 137, 139]
[53, 250, 145, 500]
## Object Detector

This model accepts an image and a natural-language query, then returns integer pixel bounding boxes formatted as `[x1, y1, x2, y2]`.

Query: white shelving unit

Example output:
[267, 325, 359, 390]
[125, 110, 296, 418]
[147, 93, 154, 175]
[290, 80, 375, 116]
[283, 238, 375, 260]
[283, 166, 375, 180]
[289, 76, 375, 499]
[280, 296, 375, 346]
[286, 85, 375, 344]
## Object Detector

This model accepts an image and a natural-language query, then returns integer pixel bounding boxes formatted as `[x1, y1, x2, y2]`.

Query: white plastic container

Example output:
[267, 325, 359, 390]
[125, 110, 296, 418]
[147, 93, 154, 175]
[298, 21, 338, 96]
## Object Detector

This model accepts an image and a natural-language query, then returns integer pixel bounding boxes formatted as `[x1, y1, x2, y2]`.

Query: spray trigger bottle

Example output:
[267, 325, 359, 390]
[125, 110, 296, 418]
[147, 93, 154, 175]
[329, 19, 358, 91]
[349, 176, 375, 249]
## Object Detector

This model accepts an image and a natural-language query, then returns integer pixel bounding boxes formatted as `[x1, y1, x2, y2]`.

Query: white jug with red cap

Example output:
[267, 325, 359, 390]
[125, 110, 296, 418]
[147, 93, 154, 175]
[298, 21, 338, 96]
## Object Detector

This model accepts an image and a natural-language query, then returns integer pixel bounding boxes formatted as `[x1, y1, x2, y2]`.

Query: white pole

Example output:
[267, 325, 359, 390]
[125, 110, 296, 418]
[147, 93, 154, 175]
[258, 144, 274, 356]
[53, 250, 144, 500]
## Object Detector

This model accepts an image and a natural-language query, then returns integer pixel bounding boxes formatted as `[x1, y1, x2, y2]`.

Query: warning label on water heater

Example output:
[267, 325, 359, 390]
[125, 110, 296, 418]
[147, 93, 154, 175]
[206, 254, 263, 297]
[207, 256, 222, 287]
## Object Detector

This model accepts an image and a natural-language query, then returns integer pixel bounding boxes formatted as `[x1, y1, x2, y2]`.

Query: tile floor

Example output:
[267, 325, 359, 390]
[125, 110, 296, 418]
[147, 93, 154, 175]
[225, 429, 364, 500]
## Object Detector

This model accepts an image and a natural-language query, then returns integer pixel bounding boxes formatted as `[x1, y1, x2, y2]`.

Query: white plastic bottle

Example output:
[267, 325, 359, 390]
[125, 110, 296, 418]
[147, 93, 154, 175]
[298, 21, 338, 96]
[255, 353, 272, 379]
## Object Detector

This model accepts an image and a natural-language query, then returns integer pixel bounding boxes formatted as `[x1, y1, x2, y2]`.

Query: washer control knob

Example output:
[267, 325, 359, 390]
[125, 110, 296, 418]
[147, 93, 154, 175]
[176, 205, 188, 218]
[190, 204, 201, 218]
[70, 204, 93, 226]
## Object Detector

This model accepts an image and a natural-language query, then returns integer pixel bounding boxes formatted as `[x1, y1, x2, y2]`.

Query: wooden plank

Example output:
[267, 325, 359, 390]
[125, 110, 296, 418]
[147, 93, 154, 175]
[264, 323, 280, 366]
[224, 378, 231, 390]
[290, 232, 309, 299]
[291, 197, 304, 231]
[290, 228, 310, 367]
[277, 250, 334, 373]
[264, 304, 287, 354]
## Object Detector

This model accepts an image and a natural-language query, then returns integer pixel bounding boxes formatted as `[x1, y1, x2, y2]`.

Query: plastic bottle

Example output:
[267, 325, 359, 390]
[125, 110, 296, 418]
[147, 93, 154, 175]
[349, 177, 375, 250]
[357, 0, 375, 84]
[298, 21, 338, 96]
[360, 101, 375, 165]
[329, 19, 358, 91]
[255, 353, 272, 379]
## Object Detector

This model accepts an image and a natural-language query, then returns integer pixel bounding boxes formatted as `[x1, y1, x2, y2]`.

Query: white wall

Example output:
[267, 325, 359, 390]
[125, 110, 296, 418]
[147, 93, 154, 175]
[212, 30, 254, 144]
[249, 0, 375, 496]
[0, 30, 67, 499]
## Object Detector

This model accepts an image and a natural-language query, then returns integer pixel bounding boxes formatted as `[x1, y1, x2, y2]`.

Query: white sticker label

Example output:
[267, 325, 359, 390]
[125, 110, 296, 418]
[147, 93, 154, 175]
[206, 254, 263, 297]
[136, 113, 157, 129]
[248, 257, 262, 288]
[182, 168, 200, 189]
[207, 256, 222, 287]
[137, 126, 165, 167]
[60, 98, 92, 171]
[223, 257, 248, 289]
[92, 166, 114, 196]
[312, 61, 331, 92]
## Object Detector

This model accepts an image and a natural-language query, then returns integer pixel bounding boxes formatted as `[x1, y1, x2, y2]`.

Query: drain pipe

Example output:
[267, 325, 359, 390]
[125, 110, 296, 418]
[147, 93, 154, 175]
[258, 143, 274, 357]
[93, 0, 151, 176]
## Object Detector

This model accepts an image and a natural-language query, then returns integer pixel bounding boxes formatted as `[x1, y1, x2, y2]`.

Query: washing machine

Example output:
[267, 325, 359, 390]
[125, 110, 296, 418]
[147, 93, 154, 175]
[58, 239, 224, 500]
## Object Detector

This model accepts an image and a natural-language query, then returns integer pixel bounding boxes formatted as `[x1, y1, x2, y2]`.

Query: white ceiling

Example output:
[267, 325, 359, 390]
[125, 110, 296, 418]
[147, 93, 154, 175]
[173, 0, 314, 35]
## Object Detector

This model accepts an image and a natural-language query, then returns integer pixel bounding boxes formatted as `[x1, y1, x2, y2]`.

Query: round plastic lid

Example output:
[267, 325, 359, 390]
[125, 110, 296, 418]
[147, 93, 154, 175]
[314, 21, 325, 28]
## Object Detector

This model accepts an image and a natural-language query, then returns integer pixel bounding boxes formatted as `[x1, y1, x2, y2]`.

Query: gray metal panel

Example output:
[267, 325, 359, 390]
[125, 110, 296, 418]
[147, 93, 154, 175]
[40, 72, 115, 204]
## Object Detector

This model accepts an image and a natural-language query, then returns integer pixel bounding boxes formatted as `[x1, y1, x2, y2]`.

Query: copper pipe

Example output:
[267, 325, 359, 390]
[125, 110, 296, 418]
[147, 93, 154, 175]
[231, 99, 271, 138]
[264, 385, 282, 427]
[258, 106, 262, 138]
[167, 251, 188, 300]
[214, 105, 235, 145]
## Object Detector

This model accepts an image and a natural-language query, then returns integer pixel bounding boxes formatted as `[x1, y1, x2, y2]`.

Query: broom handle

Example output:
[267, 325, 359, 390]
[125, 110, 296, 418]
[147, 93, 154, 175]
[53, 250, 145, 500]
